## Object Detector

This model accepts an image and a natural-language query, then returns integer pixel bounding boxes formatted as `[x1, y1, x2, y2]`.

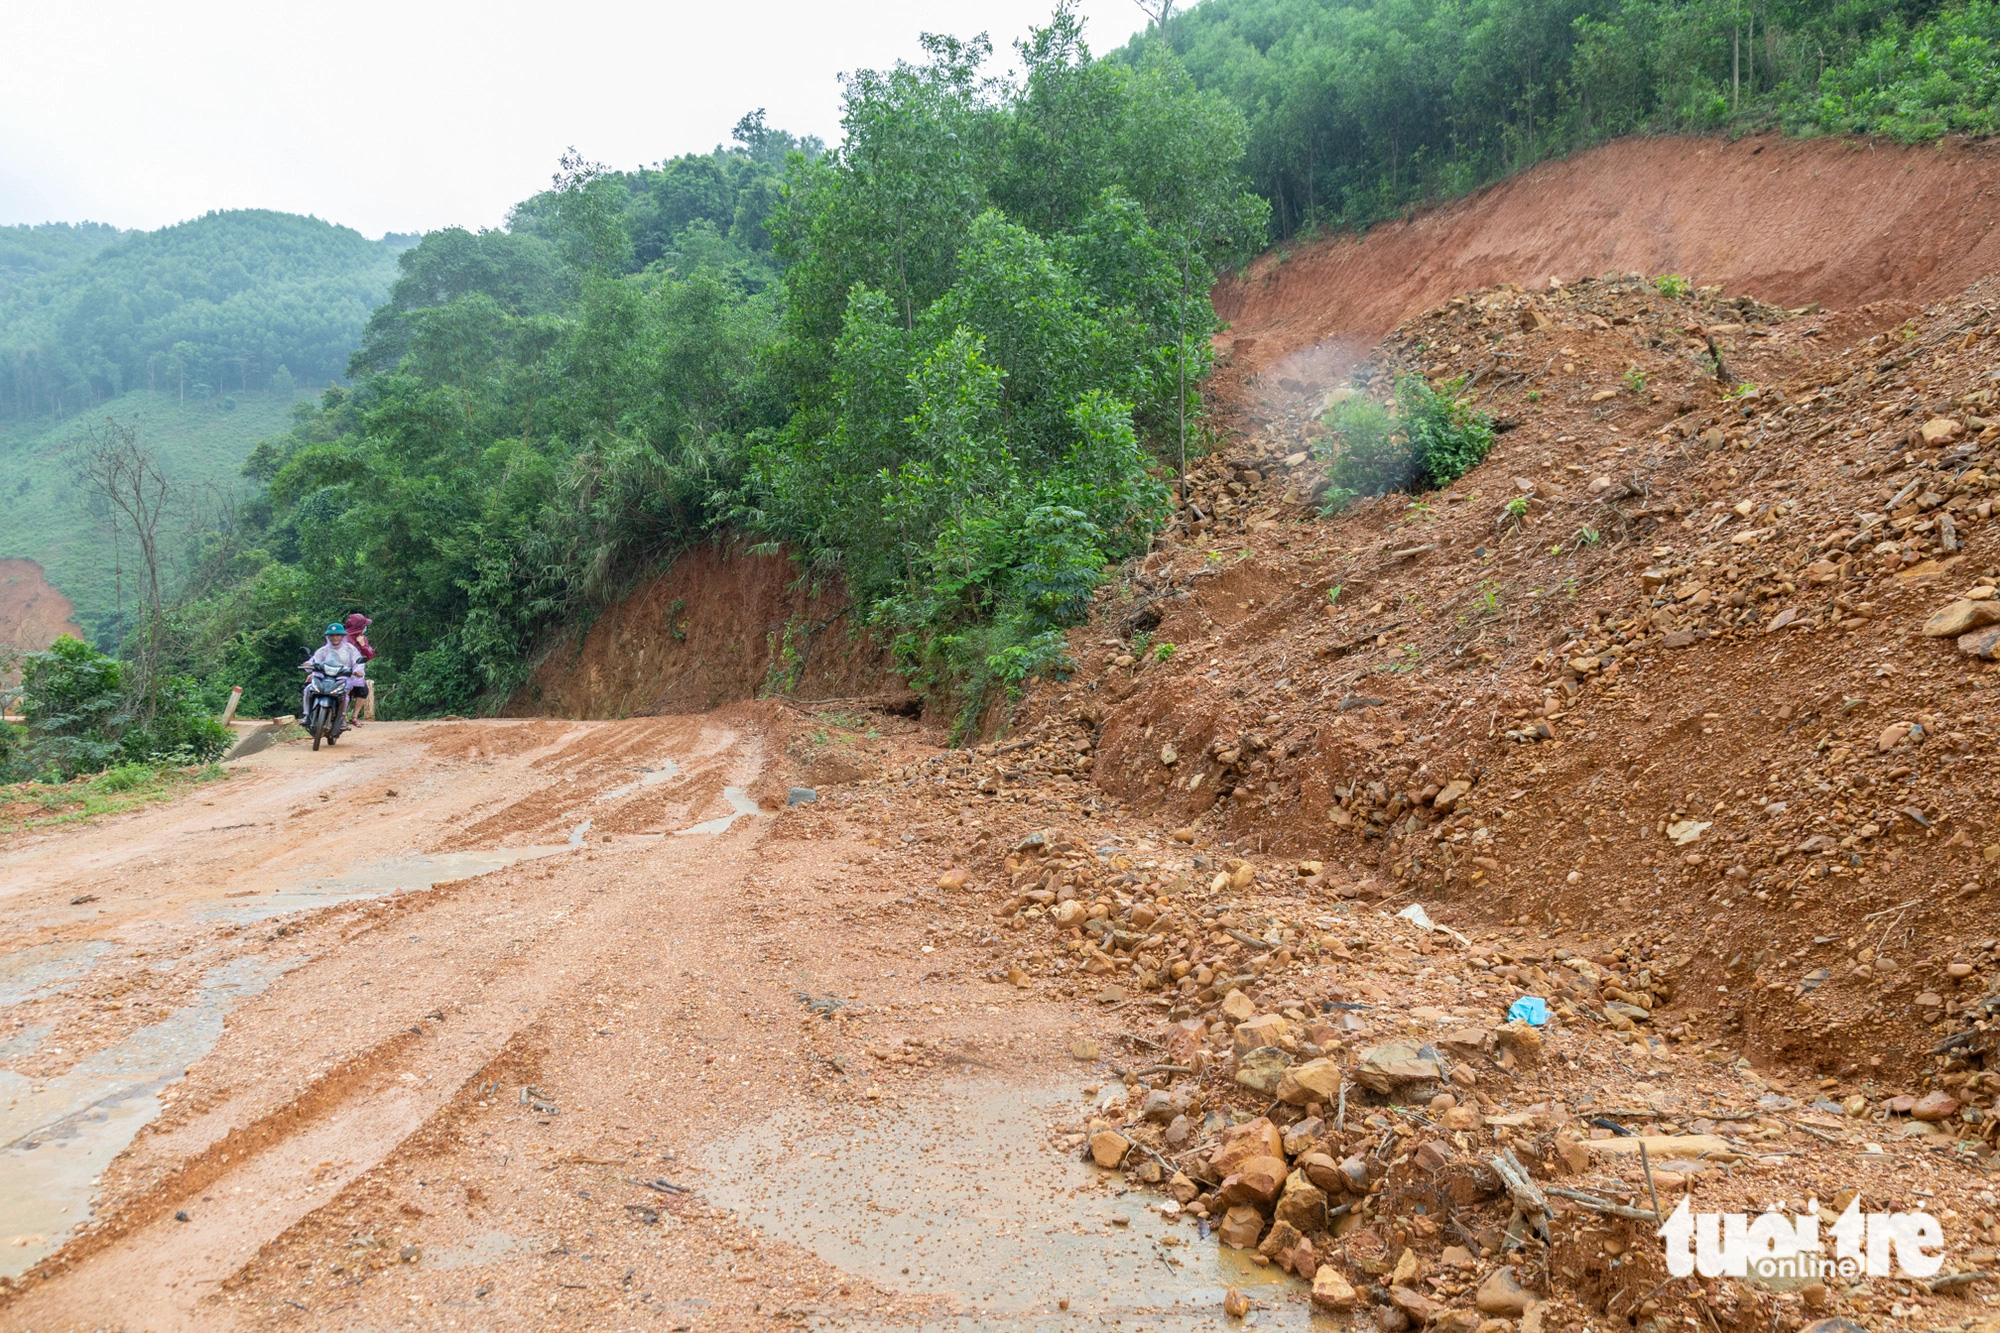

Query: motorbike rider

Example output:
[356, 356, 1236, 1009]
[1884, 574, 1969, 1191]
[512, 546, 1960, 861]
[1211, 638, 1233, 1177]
[301, 623, 362, 732]
[342, 612, 376, 725]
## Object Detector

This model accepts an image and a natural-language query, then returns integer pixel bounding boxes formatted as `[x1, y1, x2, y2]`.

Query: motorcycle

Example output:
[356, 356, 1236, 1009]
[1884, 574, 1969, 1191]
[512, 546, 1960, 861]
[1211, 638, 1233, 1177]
[303, 660, 357, 751]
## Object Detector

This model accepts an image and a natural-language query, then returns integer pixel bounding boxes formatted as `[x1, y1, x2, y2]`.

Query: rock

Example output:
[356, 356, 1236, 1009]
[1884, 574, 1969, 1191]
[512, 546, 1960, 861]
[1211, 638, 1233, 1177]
[1278, 1056, 1344, 1106]
[1274, 1169, 1329, 1232]
[1258, 1217, 1306, 1263]
[1164, 1114, 1193, 1147]
[1095, 984, 1126, 1005]
[1233, 1012, 1292, 1055]
[1224, 1286, 1250, 1319]
[1235, 1045, 1294, 1094]
[1477, 1267, 1535, 1316]
[1442, 1105, 1483, 1131]
[1337, 1154, 1373, 1192]
[1054, 900, 1087, 928]
[1433, 779, 1471, 812]
[1921, 417, 1964, 445]
[1440, 1245, 1475, 1269]
[1220, 990, 1258, 1023]
[1210, 1117, 1286, 1174]
[1390, 1285, 1441, 1323]
[1911, 1090, 1959, 1122]
[1141, 1089, 1180, 1124]
[1089, 1130, 1131, 1167]
[1961, 625, 2000, 659]
[1216, 1155, 1289, 1208]
[1353, 1040, 1443, 1094]
[1160, 743, 1178, 766]
[1948, 962, 1976, 980]
[1923, 599, 2000, 637]
[786, 786, 818, 806]
[1282, 1116, 1324, 1157]
[1171, 827, 1197, 843]
[1298, 1151, 1344, 1193]
[1391, 1247, 1420, 1286]
[1801, 1321, 1869, 1333]
[936, 867, 969, 890]
[1312, 1266, 1359, 1311]
[1518, 307, 1552, 332]
[1494, 1021, 1544, 1065]
[1218, 1205, 1266, 1249]
[1877, 722, 1914, 751]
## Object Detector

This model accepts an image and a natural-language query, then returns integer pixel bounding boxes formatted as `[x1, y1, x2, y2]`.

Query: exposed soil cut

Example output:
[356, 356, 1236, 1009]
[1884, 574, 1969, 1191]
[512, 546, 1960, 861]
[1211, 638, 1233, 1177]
[1214, 134, 2000, 427]
[0, 557, 82, 655]
[509, 539, 909, 720]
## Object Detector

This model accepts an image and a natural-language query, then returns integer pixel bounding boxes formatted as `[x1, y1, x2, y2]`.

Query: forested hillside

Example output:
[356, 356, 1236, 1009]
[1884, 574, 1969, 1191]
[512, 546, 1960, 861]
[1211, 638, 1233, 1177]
[0, 210, 405, 423]
[0, 222, 125, 300]
[1136, 0, 2000, 236]
[173, 14, 1264, 726]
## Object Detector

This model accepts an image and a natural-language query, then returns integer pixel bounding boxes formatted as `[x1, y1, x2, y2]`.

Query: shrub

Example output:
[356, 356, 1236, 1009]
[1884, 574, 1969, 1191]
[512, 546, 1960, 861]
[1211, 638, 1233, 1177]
[1315, 374, 1494, 503]
[6, 636, 228, 780]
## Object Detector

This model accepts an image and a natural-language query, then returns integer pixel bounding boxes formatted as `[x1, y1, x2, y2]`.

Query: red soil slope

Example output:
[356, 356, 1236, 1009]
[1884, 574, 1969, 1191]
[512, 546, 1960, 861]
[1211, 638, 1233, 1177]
[1215, 134, 2000, 416]
[0, 558, 82, 654]
[509, 541, 906, 719]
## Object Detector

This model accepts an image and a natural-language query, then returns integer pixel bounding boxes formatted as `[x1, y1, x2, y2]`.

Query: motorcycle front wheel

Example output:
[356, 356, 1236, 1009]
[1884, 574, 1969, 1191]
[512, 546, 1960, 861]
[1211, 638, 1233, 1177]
[310, 702, 326, 751]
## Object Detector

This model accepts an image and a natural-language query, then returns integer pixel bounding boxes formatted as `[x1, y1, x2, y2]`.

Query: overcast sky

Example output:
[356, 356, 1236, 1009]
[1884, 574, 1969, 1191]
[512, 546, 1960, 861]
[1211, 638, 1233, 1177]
[0, 0, 1148, 240]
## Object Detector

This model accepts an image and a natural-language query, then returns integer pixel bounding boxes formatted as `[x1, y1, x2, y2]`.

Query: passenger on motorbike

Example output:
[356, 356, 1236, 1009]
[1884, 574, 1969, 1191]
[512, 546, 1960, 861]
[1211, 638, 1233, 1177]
[302, 623, 362, 733]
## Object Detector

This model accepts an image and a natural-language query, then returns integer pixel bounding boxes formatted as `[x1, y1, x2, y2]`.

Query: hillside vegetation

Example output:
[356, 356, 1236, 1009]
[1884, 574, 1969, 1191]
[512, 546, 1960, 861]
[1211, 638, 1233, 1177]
[1141, 0, 2000, 236]
[0, 210, 405, 423]
[0, 389, 300, 642]
[174, 13, 1265, 726]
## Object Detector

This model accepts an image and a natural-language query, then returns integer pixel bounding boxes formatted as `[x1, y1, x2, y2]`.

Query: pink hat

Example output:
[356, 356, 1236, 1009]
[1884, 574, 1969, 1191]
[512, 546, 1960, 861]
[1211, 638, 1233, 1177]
[344, 613, 371, 634]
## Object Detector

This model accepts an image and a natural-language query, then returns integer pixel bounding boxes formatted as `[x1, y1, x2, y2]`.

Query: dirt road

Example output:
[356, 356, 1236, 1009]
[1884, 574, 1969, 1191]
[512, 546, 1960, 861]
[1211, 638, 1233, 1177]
[2, 710, 1237, 1331]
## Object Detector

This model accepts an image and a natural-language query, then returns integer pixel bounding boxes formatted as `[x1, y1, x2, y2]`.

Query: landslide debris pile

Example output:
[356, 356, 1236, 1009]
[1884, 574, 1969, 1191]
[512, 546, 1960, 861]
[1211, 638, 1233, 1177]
[779, 269, 2000, 1330]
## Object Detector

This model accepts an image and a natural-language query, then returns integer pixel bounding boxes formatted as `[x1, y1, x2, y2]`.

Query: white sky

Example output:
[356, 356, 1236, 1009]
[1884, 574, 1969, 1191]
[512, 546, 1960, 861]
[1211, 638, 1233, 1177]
[0, 0, 1149, 240]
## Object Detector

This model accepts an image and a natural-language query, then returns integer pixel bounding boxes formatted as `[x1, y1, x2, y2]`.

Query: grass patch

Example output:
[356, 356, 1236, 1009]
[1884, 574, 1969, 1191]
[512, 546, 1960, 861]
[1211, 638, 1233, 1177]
[0, 761, 229, 835]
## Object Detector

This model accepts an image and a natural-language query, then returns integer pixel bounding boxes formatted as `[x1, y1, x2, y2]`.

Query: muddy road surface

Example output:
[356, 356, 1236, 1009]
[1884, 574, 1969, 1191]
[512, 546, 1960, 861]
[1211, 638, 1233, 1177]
[0, 711, 1229, 1331]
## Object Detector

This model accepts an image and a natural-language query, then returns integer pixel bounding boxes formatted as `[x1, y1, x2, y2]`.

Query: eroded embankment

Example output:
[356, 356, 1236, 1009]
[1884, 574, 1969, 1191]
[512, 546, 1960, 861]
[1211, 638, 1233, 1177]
[508, 540, 909, 719]
[0, 558, 82, 655]
[1214, 133, 2000, 418]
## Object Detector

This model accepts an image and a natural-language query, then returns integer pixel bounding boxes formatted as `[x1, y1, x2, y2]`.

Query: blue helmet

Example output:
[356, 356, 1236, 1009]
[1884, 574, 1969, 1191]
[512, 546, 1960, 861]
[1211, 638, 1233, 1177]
[325, 622, 348, 635]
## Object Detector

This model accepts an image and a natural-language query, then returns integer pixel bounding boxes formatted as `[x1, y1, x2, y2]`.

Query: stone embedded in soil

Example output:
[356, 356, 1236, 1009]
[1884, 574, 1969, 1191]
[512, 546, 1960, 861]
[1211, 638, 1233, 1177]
[1277, 1055, 1343, 1106]
[1922, 599, 2000, 637]
[1216, 1155, 1289, 1208]
[1219, 990, 1258, 1022]
[1476, 1266, 1536, 1316]
[1960, 624, 2000, 658]
[1224, 1286, 1250, 1319]
[1354, 1039, 1443, 1093]
[1210, 1117, 1285, 1173]
[1089, 1130, 1132, 1167]
[1234, 1045, 1293, 1094]
[1311, 1265, 1359, 1310]
[1274, 1169, 1329, 1232]
[1218, 1204, 1266, 1249]
[1910, 1090, 1959, 1121]
[1233, 1012, 1290, 1055]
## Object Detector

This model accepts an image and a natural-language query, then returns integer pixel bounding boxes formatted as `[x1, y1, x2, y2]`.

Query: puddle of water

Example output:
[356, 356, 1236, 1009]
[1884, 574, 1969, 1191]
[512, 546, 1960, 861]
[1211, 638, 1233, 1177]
[674, 786, 761, 837]
[196, 847, 571, 925]
[569, 819, 592, 847]
[0, 955, 293, 1276]
[705, 1081, 1342, 1330]
[599, 760, 682, 801]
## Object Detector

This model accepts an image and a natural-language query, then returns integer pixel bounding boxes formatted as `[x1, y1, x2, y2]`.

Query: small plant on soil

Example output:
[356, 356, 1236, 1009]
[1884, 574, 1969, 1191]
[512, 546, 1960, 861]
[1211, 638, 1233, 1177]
[1655, 274, 1691, 299]
[1152, 641, 1176, 662]
[1624, 365, 1649, 392]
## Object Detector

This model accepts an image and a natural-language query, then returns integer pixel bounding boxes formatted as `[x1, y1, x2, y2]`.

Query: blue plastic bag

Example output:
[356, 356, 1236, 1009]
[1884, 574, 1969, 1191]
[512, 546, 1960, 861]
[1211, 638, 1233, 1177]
[1507, 995, 1549, 1027]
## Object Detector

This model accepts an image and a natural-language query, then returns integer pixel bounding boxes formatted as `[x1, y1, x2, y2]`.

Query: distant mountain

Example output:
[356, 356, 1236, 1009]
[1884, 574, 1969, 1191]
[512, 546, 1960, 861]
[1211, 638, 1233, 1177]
[0, 222, 127, 300]
[0, 210, 408, 423]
